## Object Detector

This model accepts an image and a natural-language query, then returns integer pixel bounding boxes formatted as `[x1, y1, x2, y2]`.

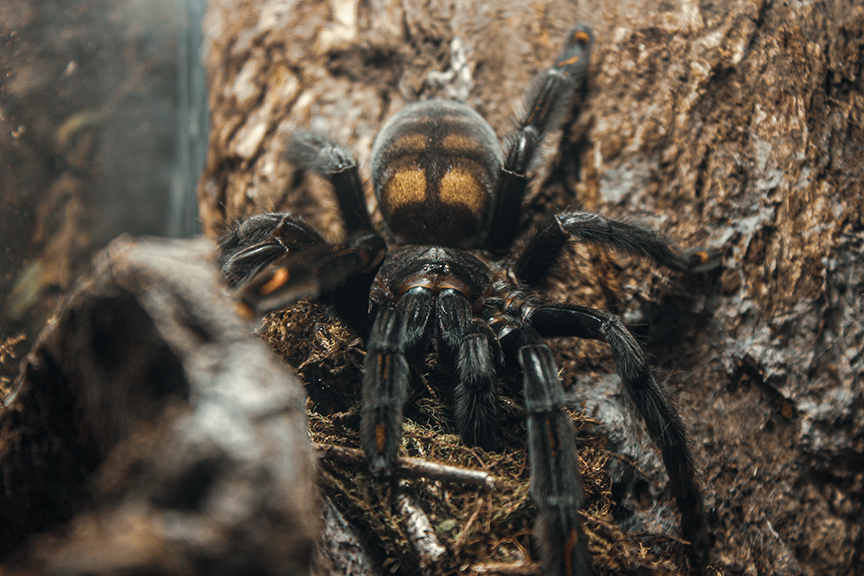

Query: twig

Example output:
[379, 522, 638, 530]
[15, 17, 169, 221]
[394, 481, 446, 569]
[318, 496, 381, 576]
[314, 443, 500, 489]
[469, 561, 542, 575]
[454, 497, 484, 550]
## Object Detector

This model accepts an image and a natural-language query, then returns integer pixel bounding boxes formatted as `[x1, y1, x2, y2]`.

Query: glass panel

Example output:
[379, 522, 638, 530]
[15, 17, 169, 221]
[0, 0, 208, 389]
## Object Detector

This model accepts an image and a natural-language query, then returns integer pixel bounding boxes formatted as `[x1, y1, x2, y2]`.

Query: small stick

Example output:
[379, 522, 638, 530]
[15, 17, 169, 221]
[469, 562, 542, 575]
[314, 443, 500, 489]
[454, 497, 484, 550]
[319, 496, 381, 576]
[394, 481, 446, 569]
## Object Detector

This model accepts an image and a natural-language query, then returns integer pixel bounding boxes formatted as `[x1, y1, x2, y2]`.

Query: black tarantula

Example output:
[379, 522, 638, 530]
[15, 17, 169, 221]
[219, 25, 717, 576]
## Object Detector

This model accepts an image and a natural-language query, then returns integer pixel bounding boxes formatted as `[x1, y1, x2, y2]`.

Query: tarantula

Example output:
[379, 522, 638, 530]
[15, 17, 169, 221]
[219, 25, 716, 576]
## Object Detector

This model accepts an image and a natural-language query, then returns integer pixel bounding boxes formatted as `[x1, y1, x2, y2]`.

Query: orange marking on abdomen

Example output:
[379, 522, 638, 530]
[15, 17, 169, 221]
[382, 168, 426, 208]
[439, 166, 487, 215]
[393, 133, 428, 151]
[441, 133, 477, 150]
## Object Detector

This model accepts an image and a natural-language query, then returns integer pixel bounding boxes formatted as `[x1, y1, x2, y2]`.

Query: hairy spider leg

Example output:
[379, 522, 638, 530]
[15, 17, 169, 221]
[361, 290, 433, 473]
[498, 322, 593, 576]
[218, 131, 387, 319]
[486, 25, 594, 255]
[515, 211, 723, 286]
[233, 232, 385, 316]
[286, 130, 389, 329]
[527, 303, 704, 537]
[219, 213, 326, 286]
[287, 130, 376, 234]
[437, 289, 501, 449]
[361, 278, 504, 469]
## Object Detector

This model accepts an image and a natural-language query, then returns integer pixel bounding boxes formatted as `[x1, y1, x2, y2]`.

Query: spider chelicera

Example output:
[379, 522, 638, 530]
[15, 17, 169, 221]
[219, 24, 717, 576]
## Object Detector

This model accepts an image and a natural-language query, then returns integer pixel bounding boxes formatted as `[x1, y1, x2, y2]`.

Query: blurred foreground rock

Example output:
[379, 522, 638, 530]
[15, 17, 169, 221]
[0, 236, 319, 575]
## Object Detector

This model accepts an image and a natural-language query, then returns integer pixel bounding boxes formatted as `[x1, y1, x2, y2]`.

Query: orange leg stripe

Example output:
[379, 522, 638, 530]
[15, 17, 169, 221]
[331, 245, 353, 257]
[572, 30, 591, 43]
[546, 417, 558, 457]
[235, 302, 255, 319]
[375, 423, 387, 452]
[557, 54, 581, 67]
[380, 354, 390, 381]
[564, 527, 579, 576]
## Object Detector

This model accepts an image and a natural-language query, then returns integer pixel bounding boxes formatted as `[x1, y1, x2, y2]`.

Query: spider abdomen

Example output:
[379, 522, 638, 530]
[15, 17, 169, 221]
[371, 100, 503, 248]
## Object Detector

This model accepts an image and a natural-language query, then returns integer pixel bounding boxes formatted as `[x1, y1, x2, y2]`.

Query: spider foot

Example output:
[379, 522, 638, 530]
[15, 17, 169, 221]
[535, 506, 593, 576]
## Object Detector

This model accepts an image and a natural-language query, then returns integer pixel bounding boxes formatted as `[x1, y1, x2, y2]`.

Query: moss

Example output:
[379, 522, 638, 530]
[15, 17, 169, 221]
[0, 333, 26, 398]
[261, 302, 696, 575]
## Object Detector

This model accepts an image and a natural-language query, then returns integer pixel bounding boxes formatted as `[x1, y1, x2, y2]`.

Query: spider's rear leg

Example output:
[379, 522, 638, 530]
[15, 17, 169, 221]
[498, 323, 593, 576]
[361, 289, 433, 473]
[486, 25, 593, 255]
[515, 211, 722, 286]
[528, 303, 704, 538]
[287, 130, 375, 234]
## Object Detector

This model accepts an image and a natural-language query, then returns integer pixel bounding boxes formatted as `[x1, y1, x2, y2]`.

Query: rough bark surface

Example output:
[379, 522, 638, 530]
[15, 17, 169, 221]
[196, 1, 863, 575]
[0, 236, 319, 575]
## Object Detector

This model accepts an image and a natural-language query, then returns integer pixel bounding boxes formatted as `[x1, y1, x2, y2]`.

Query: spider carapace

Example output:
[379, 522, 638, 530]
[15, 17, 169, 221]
[219, 25, 717, 576]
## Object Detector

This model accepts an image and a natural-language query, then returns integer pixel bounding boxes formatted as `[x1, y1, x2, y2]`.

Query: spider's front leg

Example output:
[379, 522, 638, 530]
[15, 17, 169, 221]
[497, 321, 594, 576]
[437, 289, 502, 450]
[527, 303, 704, 538]
[218, 131, 386, 318]
[219, 213, 326, 287]
[360, 289, 433, 473]
[219, 212, 385, 316]
[361, 283, 503, 470]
